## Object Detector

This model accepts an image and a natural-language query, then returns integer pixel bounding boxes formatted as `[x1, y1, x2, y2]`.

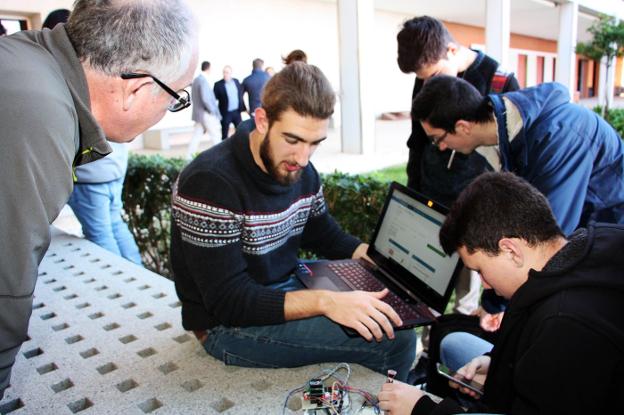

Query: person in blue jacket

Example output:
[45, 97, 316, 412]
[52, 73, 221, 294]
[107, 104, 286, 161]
[411, 75, 624, 234]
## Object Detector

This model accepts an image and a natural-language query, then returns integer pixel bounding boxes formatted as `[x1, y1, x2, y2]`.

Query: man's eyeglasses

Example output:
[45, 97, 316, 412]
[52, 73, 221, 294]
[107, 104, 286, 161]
[430, 131, 449, 147]
[120, 72, 191, 112]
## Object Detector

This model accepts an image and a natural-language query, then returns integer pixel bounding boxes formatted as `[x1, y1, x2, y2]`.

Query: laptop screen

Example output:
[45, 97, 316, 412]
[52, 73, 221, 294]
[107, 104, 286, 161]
[368, 182, 462, 313]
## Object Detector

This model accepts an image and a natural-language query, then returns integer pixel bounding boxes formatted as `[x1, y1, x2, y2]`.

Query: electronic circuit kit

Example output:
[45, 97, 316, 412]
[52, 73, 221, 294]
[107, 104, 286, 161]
[282, 363, 381, 415]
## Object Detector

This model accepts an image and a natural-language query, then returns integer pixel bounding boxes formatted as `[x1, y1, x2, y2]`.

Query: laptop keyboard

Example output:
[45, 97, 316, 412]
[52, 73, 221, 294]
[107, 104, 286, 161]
[328, 262, 425, 322]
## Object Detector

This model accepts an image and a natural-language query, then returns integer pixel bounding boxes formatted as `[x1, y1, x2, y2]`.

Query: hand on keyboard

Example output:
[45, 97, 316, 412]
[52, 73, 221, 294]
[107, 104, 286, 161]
[320, 288, 403, 342]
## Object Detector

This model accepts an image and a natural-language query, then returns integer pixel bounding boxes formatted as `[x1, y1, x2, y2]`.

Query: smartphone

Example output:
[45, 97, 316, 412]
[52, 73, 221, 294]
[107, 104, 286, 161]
[436, 363, 484, 396]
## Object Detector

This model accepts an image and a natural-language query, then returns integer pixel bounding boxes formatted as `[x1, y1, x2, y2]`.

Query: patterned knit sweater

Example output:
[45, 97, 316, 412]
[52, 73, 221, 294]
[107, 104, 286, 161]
[170, 127, 361, 330]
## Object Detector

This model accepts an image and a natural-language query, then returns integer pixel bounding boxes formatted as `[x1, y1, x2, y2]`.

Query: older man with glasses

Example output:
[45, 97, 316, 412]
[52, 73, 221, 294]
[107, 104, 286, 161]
[0, 0, 198, 398]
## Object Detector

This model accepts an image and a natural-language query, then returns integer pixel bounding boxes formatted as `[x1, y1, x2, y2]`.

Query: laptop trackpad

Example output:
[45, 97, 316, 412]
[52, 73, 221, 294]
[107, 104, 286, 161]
[303, 276, 341, 291]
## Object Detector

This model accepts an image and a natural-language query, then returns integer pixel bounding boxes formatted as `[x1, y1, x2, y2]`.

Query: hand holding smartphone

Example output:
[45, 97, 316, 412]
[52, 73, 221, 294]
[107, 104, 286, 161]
[436, 362, 484, 396]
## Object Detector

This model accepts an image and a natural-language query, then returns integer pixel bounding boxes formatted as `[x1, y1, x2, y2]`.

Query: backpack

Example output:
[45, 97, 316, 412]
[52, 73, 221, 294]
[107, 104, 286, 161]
[490, 68, 515, 94]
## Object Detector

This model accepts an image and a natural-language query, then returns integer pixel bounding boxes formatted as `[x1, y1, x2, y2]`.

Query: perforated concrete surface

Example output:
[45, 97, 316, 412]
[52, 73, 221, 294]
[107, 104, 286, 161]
[0, 229, 385, 414]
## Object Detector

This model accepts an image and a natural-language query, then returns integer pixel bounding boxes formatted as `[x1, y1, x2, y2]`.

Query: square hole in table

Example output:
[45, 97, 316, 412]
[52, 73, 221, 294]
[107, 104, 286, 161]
[36, 362, 58, 375]
[138, 398, 163, 414]
[116, 378, 138, 393]
[79, 348, 99, 359]
[51, 378, 74, 393]
[119, 334, 137, 344]
[67, 398, 93, 413]
[137, 348, 157, 358]
[96, 362, 118, 375]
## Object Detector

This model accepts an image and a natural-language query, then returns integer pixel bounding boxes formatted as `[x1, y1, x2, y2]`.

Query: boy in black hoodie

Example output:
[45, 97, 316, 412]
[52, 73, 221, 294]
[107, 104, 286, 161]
[378, 172, 624, 415]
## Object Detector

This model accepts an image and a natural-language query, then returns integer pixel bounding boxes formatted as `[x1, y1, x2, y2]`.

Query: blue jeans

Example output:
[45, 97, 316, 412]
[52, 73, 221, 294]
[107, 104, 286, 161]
[202, 277, 417, 381]
[68, 177, 142, 265]
[440, 331, 493, 371]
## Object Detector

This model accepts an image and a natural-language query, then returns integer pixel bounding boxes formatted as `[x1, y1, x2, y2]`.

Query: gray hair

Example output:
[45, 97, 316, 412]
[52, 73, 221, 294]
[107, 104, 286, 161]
[66, 0, 197, 84]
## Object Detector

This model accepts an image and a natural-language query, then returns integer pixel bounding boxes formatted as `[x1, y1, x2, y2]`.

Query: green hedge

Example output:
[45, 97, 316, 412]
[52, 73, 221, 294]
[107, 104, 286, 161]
[593, 106, 624, 138]
[123, 155, 186, 277]
[321, 172, 389, 242]
[123, 156, 389, 277]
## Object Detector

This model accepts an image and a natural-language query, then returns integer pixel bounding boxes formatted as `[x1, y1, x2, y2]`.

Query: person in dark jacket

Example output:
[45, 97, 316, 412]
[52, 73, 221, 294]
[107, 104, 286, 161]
[213, 65, 246, 139]
[378, 172, 624, 415]
[397, 16, 519, 206]
[412, 76, 624, 231]
[397, 17, 519, 353]
[242, 58, 270, 115]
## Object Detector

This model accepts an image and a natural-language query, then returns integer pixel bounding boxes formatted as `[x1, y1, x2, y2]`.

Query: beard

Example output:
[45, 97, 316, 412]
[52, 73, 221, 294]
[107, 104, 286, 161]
[259, 131, 303, 185]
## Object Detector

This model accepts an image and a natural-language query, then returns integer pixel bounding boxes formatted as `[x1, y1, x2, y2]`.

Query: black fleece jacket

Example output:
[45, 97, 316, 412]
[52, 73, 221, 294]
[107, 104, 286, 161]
[413, 223, 624, 415]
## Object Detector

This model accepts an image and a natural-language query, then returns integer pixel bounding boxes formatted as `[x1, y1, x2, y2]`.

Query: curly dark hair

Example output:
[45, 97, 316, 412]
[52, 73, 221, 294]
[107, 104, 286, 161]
[440, 172, 564, 255]
[397, 16, 453, 74]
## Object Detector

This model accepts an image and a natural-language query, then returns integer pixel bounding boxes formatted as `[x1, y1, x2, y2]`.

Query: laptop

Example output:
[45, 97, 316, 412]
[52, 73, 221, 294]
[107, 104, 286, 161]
[296, 181, 463, 331]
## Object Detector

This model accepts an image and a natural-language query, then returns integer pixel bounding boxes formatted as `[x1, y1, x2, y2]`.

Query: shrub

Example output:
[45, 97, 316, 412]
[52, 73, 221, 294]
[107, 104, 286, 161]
[123, 155, 391, 277]
[593, 106, 624, 138]
[123, 155, 186, 277]
[362, 163, 408, 185]
[321, 172, 388, 242]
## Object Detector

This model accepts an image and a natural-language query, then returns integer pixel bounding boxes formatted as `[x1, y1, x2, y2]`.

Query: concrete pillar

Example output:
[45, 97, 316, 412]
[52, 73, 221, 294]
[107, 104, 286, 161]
[508, 51, 519, 78]
[556, 1, 579, 99]
[337, 0, 375, 154]
[526, 54, 538, 87]
[607, 57, 616, 107]
[544, 56, 555, 82]
[598, 55, 616, 108]
[485, 0, 511, 69]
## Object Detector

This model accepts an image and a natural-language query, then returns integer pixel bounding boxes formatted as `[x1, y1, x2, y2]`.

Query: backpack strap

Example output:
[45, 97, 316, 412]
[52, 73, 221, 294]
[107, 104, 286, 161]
[490, 68, 514, 94]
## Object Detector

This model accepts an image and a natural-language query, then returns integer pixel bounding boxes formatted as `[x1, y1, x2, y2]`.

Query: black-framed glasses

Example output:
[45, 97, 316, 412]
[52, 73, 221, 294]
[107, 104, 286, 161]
[120, 72, 191, 112]
[430, 131, 449, 147]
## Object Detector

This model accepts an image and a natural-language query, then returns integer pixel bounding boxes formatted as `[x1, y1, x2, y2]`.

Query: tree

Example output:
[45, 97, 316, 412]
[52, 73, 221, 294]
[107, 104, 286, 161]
[576, 14, 624, 116]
